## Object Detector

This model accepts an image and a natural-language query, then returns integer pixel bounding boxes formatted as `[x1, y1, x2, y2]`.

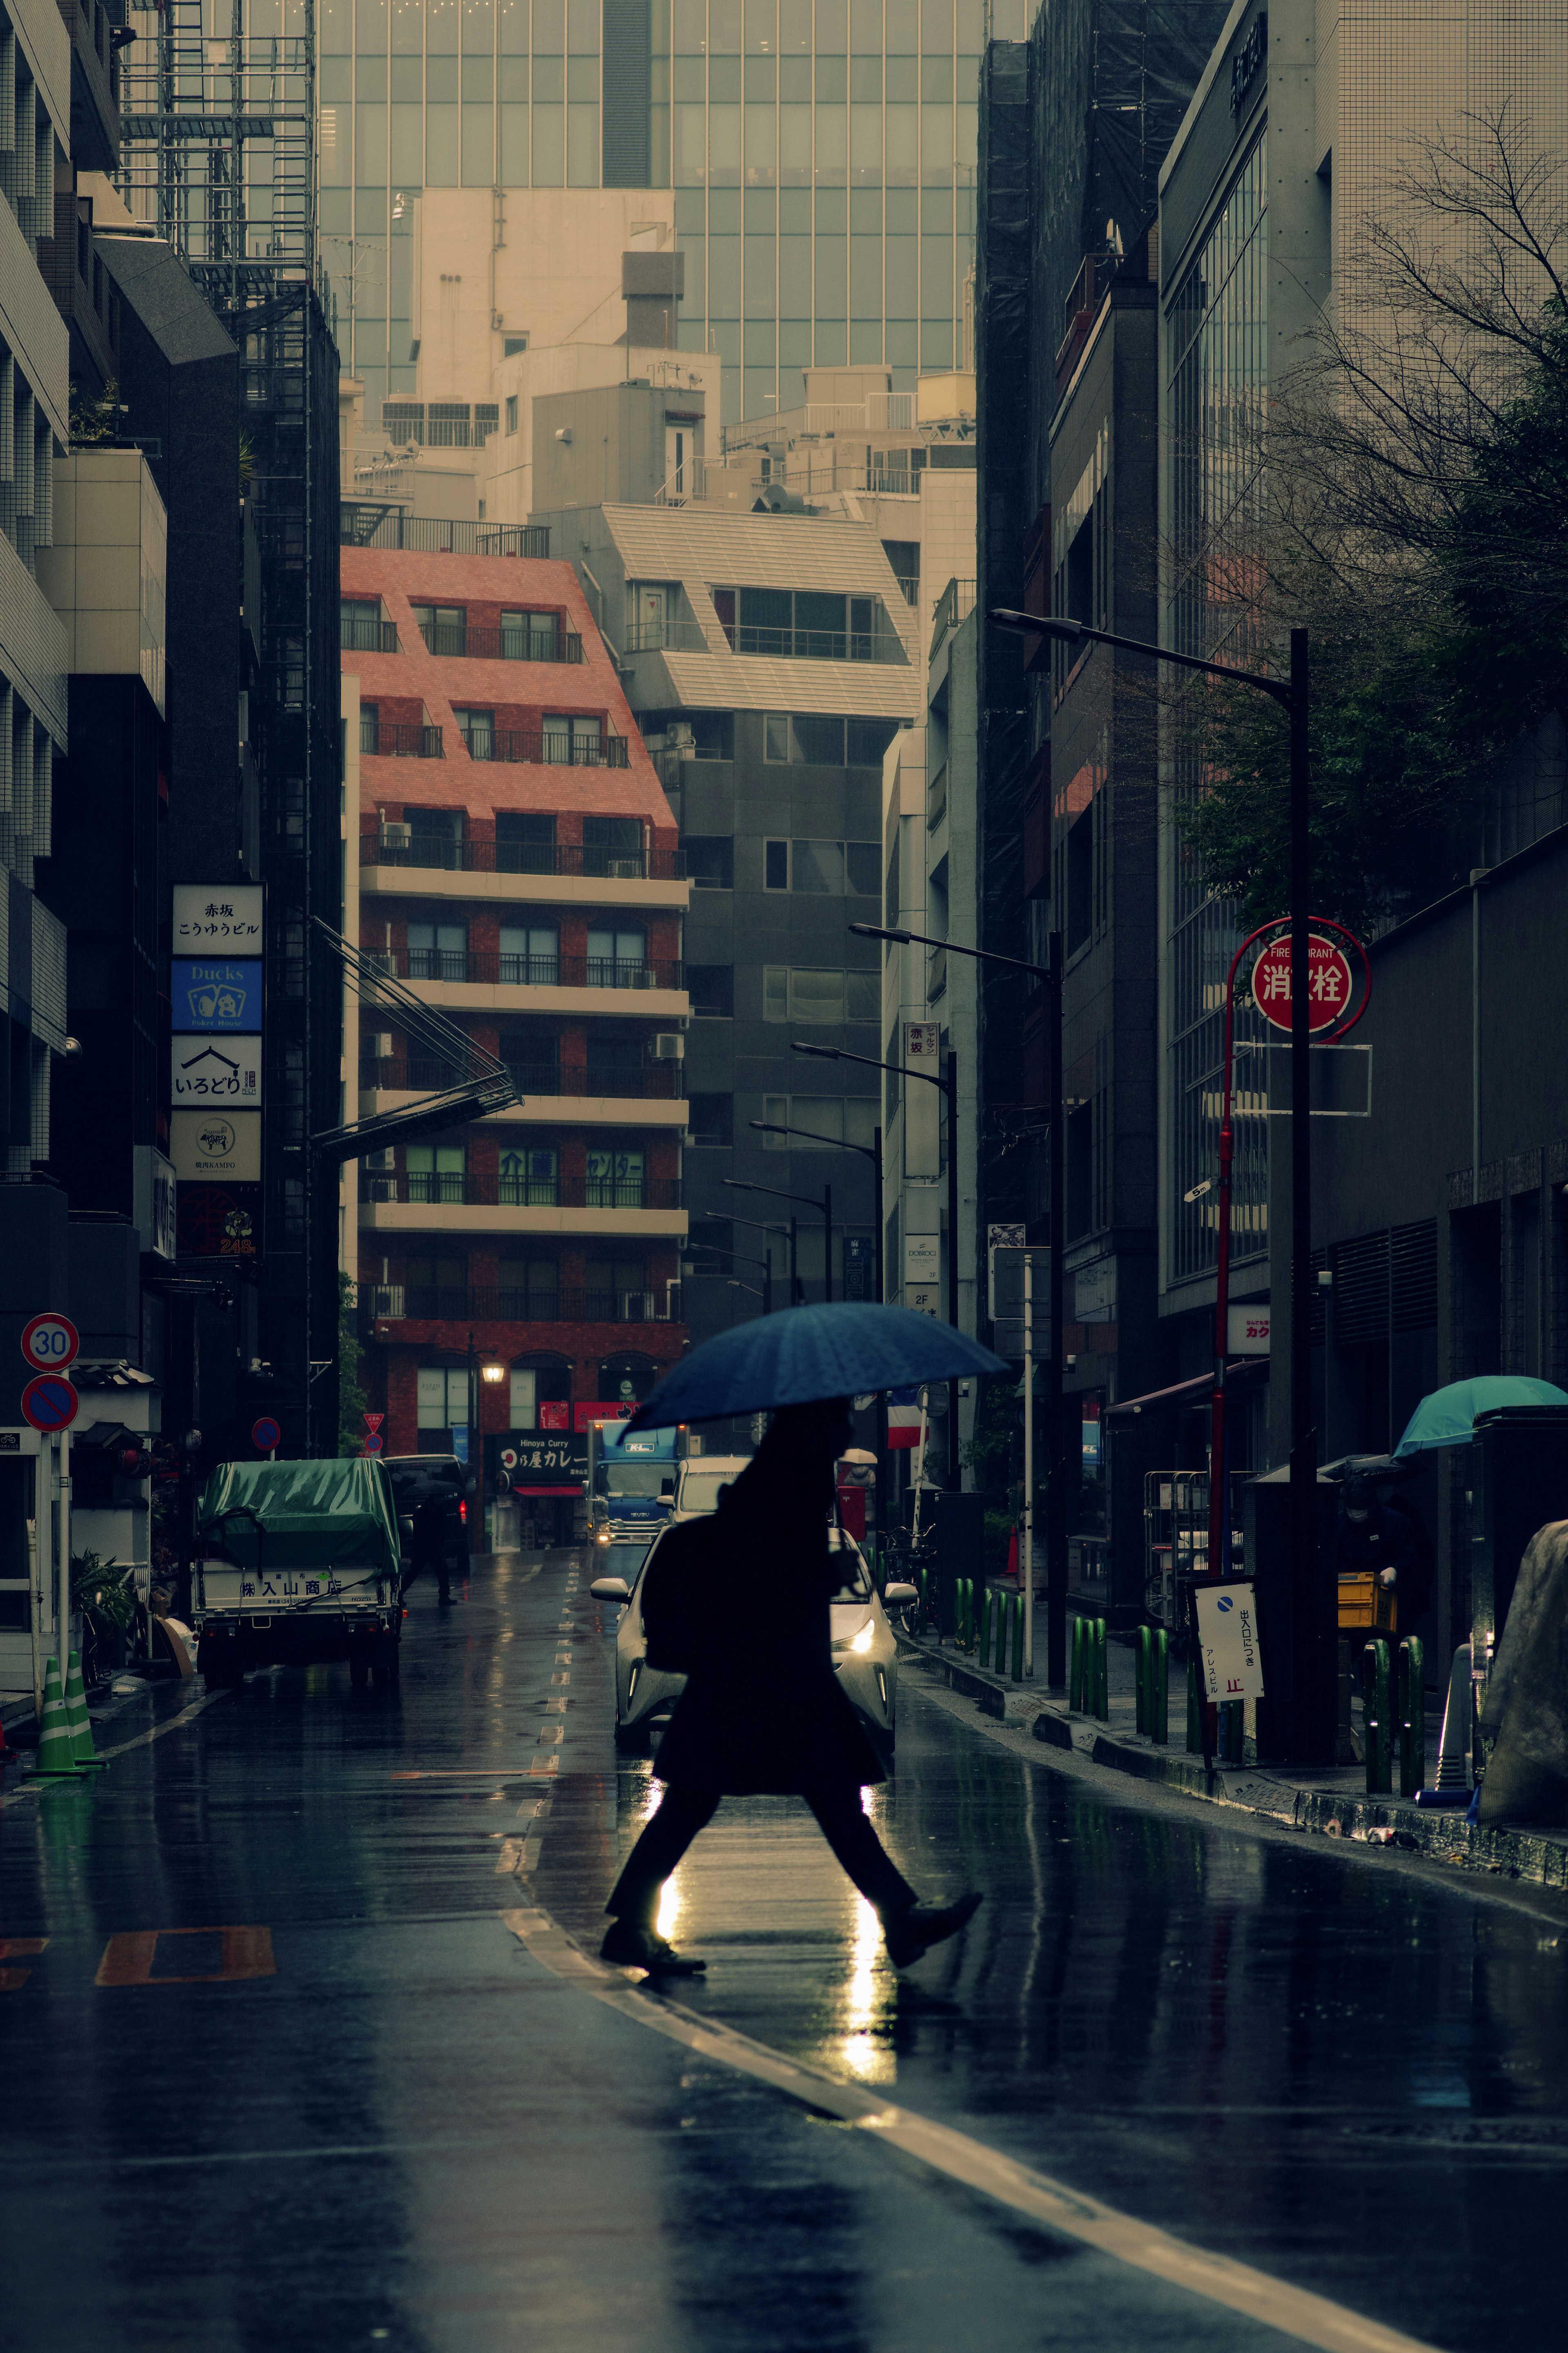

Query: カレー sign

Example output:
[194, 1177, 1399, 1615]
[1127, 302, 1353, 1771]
[1194, 1581, 1265, 1701]
[1250, 934, 1354, 1033]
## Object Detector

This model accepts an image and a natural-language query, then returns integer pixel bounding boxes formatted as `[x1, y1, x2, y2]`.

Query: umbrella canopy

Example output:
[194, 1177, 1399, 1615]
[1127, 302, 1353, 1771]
[625, 1302, 1009, 1431]
[1392, 1377, 1568, 1459]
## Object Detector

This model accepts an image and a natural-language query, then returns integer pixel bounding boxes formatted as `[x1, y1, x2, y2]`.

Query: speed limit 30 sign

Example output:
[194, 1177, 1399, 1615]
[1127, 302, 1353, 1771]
[21, 1312, 80, 1373]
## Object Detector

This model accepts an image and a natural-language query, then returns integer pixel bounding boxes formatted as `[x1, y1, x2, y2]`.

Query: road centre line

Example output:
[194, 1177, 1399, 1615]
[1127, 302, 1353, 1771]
[499, 1905, 1440, 2353]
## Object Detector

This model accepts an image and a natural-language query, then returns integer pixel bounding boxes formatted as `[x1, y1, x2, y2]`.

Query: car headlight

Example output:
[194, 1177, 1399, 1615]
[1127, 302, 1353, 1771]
[595, 1527, 611, 1546]
[850, 1621, 874, 1655]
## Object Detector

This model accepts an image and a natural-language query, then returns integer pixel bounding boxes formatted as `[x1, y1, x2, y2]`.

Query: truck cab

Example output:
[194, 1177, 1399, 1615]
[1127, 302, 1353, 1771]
[586, 1421, 678, 1561]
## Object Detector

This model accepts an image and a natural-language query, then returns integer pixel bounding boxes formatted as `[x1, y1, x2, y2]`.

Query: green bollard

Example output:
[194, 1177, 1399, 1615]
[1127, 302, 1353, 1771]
[980, 1586, 992, 1668]
[1094, 1619, 1109, 1720]
[1363, 1639, 1393, 1794]
[1153, 1629, 1169, 1744]
[1068, 1616, 1080, 1709]
[1399, 1636, 1425, 1798]
[1186, 1652, 1202, 1754]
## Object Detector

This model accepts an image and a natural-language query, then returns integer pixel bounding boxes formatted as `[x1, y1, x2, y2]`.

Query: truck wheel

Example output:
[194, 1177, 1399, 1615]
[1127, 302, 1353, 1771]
[350, 1650, 370, 1691]
[614, 1716, 652, 1756]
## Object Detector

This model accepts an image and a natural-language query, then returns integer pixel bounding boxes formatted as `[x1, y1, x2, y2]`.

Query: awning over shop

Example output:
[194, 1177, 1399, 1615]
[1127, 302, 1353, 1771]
[1104, 1359, 1267, 1423]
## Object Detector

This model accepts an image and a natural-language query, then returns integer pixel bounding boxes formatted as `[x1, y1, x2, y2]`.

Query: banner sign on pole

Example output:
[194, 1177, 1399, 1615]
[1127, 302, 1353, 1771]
[1194, 1581, 1265, 1701]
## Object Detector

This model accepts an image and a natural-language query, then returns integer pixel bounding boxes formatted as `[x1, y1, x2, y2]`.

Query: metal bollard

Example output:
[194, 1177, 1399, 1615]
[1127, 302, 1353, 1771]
[979, 1586, 992, 1668]
[1152, 1628, 1169, 1744]
[1135, 1626, 1149, 1734]
[1186, 1652, 1202, 1754]
[1012, 1587, 1025, 1680]
[1363, 1639, 1393, 1794]
[1069, 1615, 1084, 1710]
[1398, 1635, 1425, 1798]
[1095, 1619, 1109, 1720]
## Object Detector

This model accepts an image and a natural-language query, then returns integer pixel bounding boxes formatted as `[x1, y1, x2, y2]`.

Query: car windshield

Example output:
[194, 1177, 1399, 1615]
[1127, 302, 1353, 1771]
[829, 1529, 872, 1602]
[678, 1467, 739, 1514]
[604, 1466, 669, 1499]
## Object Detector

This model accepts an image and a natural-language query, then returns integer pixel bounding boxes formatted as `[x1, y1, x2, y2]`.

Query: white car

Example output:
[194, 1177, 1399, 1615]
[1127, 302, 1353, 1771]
[591, 1525, 918, 1764]
[670, 1455, 753, 1520]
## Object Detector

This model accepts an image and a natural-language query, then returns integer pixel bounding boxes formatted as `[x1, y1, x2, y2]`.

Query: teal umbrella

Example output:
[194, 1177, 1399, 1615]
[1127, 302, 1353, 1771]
[1392, 1377, 1568, 1459]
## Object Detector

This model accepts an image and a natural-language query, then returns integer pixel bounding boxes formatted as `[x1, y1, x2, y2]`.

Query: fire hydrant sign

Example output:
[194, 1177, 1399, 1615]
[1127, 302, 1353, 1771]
[1250, 933, 1354, 1033]
[1194, 1581, 1265, 1701]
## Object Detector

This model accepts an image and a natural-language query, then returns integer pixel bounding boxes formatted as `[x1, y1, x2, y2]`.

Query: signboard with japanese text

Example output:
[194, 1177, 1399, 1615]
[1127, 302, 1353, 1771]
[172, 885, 264, 954]
[575, 1400, 635, 1432]
[172, 960, 263, 1033]
[176, 1183, 261, 1258]
[1228, 1302, 1271, 1354]
[1194, 1581, 1265, 1701]
[842, 1235, 876, 1300]
[172, 1035, 263, 1106]
[1250, 934, 1354, 1034]
[506, 1432, 586, 1485]
[172, 1111, 262, 1182]
[903, 1020, 941, 1177]
[538, 1400, 570, 1431]
[904, 1233, 941, 1292]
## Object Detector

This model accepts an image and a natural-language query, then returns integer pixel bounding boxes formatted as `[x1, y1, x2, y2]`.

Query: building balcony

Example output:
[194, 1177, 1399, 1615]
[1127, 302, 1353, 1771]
[341, 614, 403, 653]
[358, 1061, 689, 1131]
[720, 624, 906, 665]
[413, 620, 584, 664]
[365, 952, 687, 1022]
[358, 1175, 686, 1240]
[361, 1172, 681, 1211]
[339, 508, 550, 558]
[365, 720, 445, 758]
[361, 829, 684, 883]
[358, 858, 689, 915]
[363, 1285, 682, 1328]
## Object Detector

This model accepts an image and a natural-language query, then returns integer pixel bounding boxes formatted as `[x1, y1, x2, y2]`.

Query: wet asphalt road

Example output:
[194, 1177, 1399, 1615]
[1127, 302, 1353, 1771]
[2, 1546, 1565, 2353]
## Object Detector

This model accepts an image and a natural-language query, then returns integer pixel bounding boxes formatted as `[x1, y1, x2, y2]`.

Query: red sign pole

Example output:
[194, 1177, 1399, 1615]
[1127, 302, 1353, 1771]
[1205, 916, 1370, 1768]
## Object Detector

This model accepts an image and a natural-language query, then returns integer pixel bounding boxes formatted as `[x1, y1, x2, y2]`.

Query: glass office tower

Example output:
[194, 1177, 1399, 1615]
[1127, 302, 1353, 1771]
[317, 0, 1034, 422]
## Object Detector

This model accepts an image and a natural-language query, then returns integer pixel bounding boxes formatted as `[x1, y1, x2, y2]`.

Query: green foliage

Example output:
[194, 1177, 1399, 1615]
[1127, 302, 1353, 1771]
[71, 1551, 136, 1635]
[960, 1378, 1020, 1490]
[69, 377, 123, 446]
[337, 1272, 370, 1456]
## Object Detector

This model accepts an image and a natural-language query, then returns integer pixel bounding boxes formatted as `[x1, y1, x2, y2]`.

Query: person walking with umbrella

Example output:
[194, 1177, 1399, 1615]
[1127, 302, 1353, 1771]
[600, 1345, 993, 1974]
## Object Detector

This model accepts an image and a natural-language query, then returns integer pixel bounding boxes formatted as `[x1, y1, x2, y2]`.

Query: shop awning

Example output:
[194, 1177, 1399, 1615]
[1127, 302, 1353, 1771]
[1104, 1359, 1268, 1423]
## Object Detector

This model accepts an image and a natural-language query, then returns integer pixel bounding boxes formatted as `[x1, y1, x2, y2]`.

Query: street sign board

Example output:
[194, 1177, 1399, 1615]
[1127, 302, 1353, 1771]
[172, 960, 264, 1032]
[364, 1433, 384, 1456]
[252, 1416, 281, 1452]
[363, 1411, 385, 1432]
[21, 1312, 79, 1372]
[1194, 1581, 1265, 1701]
[171, 1110, 263, 1182]
[1228, 1302, 1271, 1354]
[21, 1374, 79, 1433]
[172, 885, 264, 954]
[172, 1034, 263, 1106]
[1250, 933, 1355, 1033]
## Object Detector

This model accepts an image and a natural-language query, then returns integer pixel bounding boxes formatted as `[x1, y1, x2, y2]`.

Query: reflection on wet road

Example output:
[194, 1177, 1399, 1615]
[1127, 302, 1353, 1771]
[2, 1548, 1563, 2353]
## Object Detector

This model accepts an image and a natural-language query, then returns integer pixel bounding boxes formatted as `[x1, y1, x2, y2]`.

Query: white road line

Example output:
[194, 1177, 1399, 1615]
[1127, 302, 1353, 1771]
[499, 1905, 1441, 2353]
[1, 1689, 230, 1804]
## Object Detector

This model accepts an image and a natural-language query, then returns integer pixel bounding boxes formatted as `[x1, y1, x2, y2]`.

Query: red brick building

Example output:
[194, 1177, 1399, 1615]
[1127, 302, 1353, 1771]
[341, 547, 688, 1527]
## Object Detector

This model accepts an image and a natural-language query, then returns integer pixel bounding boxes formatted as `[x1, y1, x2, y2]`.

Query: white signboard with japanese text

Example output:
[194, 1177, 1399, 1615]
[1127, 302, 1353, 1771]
[171, 1110, 263, 1182]
[903, 1020, 941, 1177]
[172, 1035, 263, 1106]
[1228, 1303, 1271, 1354]
[173, 885, 265, 954]
[1194, 1581, 1265, 1702]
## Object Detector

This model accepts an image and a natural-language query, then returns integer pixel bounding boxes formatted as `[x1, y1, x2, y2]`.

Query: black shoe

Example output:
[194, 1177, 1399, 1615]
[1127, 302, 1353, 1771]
[600, 1919, 707, 1974]
[884, 1892, 982, 1970]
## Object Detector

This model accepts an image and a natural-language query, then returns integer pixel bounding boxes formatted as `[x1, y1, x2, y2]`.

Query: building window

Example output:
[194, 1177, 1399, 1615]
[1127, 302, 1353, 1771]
[499, 1145, 559, 1206]
[762, 839, 880, 894]
[498, 923, 559, 985]
[360, 705, 379, 754]
[683, 836, 733, 889]
[417, 1365, 470, 1432]
[760, 1096, 878, 1151]
[404, 1251, 467, 1316]
[341, 597, 389, 652]
[881, 540, 920, 604]
[503, 336, 528, 357]
[586, 925, 646, 986]
[499, 1251, 560, 1320]
[583, 814, 643, 875]
[686, 1093, 733, 1147]
[586, 1145, 645, 1209]
[455, 708, 494, 758]
[500, 1028, 560, 1095]
[586, 1255, 652, 1319]
[585, 1028, 646, 1094]
[406, 920, 467, 981]
[763, 713, 900, 765]
[763, 968, 879, 1024]
[411, 602, 466, 656]
[505, 394, 519, 433]
[496, 811, 557, 874]
[712, 585, 904, 664]
[687, 963, 733, 1017]
[764, 838, 789, 890]
[406, 1144, 466, 1204]
[406, 806, 465, 866]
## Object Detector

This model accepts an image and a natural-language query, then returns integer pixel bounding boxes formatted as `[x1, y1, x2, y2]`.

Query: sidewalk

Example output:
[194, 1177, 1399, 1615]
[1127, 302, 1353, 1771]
[895, 1624, 1568, 1894]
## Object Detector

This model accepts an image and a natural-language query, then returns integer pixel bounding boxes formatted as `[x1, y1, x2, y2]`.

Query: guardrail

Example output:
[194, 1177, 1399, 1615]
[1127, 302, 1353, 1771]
[361, 832, 684, 881]
[722, 624, 907, 666]
[465, 728, 629, 769]
[361, 1058, 685, 1101]
[415, 622, 584, 664]
[364, 1285, 680, 1324]
[341, 616, 401, 653]
[359, 1173, 683, 1211]
[339, 507, 551, 558]
[396, 951, 684, 992]
[363, 722, 444, 758]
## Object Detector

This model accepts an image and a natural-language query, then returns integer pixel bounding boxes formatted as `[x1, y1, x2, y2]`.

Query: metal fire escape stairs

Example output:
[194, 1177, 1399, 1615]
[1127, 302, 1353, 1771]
[309, 919, 520, 1165]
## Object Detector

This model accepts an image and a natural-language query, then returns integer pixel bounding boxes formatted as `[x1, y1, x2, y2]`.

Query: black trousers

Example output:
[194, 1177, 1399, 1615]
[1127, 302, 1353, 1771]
[606, 1782, 917, 1926]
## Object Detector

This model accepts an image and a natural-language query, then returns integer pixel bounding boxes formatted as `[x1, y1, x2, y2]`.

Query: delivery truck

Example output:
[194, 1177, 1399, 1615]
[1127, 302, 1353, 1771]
[193, 1457, 404, 1691]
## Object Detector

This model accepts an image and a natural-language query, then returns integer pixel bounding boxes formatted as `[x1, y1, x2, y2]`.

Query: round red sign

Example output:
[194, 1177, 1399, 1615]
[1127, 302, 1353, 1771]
[21, 1311, 79, 1373]
[1250, 932, 1356, 1034]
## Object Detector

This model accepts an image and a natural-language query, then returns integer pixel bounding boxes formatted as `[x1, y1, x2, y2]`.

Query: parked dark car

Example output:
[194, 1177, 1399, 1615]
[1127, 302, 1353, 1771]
[384, 1455, 471, 1584]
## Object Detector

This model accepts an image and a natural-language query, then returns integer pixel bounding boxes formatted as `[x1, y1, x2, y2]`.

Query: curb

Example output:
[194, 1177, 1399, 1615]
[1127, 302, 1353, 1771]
[895, 1632, 1568, 1892]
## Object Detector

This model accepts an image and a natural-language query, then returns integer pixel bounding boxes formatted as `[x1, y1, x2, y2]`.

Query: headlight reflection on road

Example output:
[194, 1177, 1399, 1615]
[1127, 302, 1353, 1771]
[657, 1875, 682, 1942]
[841, 1896, 895, 2085]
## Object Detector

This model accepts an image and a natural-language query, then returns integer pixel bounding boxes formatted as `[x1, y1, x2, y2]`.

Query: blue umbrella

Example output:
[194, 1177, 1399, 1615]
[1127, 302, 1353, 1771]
[625, 1302, 1009, 1430]
[1392, 1376, 1568, 1459]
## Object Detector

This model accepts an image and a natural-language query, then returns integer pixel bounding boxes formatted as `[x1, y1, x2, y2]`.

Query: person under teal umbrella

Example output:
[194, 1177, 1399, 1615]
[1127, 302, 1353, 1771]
[1392, 1376, 1568, 1459]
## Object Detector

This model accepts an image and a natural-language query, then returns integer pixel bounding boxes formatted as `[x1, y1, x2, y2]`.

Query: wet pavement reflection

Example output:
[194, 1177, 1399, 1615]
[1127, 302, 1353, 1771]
[2, 1548, 1563, 2352]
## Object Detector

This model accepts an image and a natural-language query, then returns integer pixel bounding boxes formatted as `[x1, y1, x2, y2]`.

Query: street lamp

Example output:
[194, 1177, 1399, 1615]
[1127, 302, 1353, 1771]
[682, 1237, 774, 1317]
[721, 1176, 833, 1305]
[844, 924, 1069, 1685]
[991, 607, 1324, 1766]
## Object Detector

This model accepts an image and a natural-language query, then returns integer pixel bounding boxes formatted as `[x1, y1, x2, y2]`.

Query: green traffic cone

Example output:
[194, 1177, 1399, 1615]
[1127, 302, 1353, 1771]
[63, 1650, 107, 1771]
[33, 1658, 83, 1779]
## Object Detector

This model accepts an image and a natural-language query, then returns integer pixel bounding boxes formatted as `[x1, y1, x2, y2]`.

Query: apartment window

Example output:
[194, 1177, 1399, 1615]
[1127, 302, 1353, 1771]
[503, 336, 529, 356]
[406, 807, 465, 867]
[763, 968, 879, 1024]
[406, 921, 466, 981]
[583, 814, 643, 875]
[455, 708, 494, 759]
[587, 1145, 645, 1209]
[587, 1255, 651, 1319]
[406, 1143, 466, 1204]
[411, 603, 466, 656]
[360, 706, 379, 754]
[1066, 803, 1094, 954]
[684, 836, 733, 889]
[500, 1028, 559, 1092]
[686, 1093, 733, 1146]
[501, 609, 566, 660]
[505, 394, 519, 434]
[763, 714, 900, 765]
[763, 839, 880, 894]
[417, 1366, 470, 1431]
[499, 1250, 559, 1319]
[499, 923, 559, 985]
[542, 714, 603, 765]
[713, 586, 902, 664]
[404, 1251, 466, 1314]
[760, 1096, 878, 1151]
[499, 1145, 559, 1206]
[585, 1028, 646, 1093]
[687, 964, 734, 1017]
[587, 925, 646, 986]
[495, 811, 556, 874]
[882, 540, 920, 605]
[341, 597, 388, 652]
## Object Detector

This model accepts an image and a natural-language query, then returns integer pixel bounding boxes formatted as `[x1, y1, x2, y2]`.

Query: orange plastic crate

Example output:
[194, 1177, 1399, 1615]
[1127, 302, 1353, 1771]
[1337, 1571, 1396, 1632]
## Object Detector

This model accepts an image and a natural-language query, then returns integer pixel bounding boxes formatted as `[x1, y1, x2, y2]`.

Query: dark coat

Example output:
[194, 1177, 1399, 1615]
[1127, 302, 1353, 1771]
[649, 1430, 886, 1796]
[1337, 1500, 1432, 1620]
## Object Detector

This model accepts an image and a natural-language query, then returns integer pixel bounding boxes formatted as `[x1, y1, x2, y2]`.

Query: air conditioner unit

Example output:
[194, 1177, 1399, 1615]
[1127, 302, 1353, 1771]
[379, 821, 411, 852]
[606, 857, 642, 879]
[367, 1178, 398, 1203]
[651, 1033, 684, 1060]
[366, 1146, 396, 1171]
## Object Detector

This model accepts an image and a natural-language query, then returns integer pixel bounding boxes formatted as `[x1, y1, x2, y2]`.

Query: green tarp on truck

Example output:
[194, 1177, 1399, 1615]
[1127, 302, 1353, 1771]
[198, 1457, 401, 1578]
